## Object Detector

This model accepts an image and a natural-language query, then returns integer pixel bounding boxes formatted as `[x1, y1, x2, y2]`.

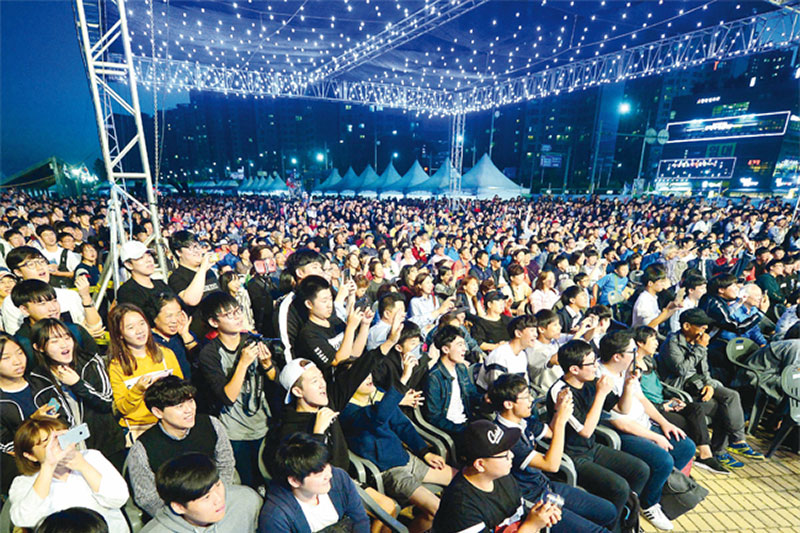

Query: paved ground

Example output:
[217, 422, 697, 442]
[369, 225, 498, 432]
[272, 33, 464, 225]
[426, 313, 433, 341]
[641, 433, 800, 532]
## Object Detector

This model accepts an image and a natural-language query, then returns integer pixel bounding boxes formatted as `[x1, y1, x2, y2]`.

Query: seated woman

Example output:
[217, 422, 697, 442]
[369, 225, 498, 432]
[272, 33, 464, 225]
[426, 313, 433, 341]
[107, 303, 183, 444]
[31, 318, 126, 469]
[8, 418, 130, 532]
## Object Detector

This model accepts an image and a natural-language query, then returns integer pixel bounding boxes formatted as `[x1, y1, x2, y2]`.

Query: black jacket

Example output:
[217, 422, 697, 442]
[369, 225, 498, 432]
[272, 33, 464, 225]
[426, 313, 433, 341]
[0, 372, 63, 454]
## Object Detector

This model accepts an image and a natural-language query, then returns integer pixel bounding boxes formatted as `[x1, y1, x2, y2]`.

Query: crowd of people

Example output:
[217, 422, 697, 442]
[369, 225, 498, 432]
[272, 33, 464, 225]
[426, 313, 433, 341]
[0, 190, 799, 533]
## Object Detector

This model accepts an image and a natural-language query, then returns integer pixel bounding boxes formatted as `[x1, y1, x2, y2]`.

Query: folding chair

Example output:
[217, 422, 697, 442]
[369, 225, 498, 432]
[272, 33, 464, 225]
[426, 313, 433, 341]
[765, 365, 800, 458]
[725, 337, 769, 435]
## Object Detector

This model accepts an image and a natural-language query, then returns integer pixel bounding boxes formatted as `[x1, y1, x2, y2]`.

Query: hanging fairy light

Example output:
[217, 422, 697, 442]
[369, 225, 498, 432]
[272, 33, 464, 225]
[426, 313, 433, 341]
[123, 0, 797, 115]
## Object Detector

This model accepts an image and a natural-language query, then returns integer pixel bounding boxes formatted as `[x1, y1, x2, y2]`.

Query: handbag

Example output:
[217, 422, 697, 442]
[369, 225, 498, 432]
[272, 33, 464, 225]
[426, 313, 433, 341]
[660, 468, 709, 520]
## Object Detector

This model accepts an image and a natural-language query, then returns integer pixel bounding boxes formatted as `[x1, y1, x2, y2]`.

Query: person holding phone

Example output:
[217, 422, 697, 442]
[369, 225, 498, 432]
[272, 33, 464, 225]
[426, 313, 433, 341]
[107, 304, 184, 444]
[8, 418, 130, 532]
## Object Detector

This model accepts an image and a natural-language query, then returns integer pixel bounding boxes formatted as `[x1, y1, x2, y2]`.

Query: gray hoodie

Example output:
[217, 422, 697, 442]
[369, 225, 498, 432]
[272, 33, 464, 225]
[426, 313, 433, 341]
[141, 484, 262, 533]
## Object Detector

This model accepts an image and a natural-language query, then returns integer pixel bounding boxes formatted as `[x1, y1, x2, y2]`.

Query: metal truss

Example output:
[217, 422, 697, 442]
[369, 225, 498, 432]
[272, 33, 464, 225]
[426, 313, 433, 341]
[75, 0, 168, 305]
[123, 6, 799, 116]
[307, 0, 491, 83]
[453, 8, 800, 113]
[449, 113, 465, 202]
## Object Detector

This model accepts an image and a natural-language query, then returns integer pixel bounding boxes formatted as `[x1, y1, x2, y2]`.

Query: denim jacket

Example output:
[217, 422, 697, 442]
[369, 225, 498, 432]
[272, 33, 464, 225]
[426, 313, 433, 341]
[423, 360, 482, 434]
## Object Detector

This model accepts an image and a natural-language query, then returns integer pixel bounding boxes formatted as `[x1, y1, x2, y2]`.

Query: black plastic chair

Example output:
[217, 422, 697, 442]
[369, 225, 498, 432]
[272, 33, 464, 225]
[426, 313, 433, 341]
[765, 365, 800, 458]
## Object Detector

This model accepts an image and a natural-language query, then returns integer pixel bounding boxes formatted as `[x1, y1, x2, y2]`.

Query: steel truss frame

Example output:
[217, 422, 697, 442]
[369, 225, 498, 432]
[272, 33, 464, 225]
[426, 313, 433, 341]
[126, 7, 799, 115]
[75, 0, 168, 307]
[449, 113, 465, 204]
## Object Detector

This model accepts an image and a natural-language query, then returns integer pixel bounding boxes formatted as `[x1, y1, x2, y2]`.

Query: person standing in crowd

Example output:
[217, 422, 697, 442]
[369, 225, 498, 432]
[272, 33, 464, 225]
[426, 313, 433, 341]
[167, 231, 220, 335]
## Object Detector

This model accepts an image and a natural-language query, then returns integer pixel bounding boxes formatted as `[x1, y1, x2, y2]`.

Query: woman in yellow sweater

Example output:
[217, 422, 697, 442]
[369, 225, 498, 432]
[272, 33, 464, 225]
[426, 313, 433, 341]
[107, 303, 183, 444]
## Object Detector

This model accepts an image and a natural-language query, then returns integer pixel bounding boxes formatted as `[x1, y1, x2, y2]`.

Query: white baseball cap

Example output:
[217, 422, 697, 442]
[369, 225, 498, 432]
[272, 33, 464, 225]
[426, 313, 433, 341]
[120, 241, 150, 263]
[278, 358, 317, 404]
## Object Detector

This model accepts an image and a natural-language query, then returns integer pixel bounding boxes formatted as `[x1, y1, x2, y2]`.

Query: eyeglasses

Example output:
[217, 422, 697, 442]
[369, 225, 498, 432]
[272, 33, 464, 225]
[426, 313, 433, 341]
[19, 258, 48, 269]
[217, 306, 243, 320]
[579, 358, 597, 367]
[622, 347, 639, 356]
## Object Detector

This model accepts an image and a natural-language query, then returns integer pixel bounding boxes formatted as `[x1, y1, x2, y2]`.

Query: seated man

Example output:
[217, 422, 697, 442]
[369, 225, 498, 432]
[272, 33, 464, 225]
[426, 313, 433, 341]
[260, 432, 370, 533]
[491, 374, 616, 533]
[470, 290, 511, 353]
[597, 330, 696, 531]
[432, 420, 562, 533]
[2, 246, 101, 336]
[373, 319, 435, 394]
[476, 315, 538, 391]
[528, 309, 597, 393]
[547, 340, 649, 529]
[367, 293, 406, 350]
[10, 279, 98, 362]
[142, 453, 261, 532]
[342, 369, 456, 533]
[657, 308, 764, 469]
[128, 376, 236, 517]
[423, 325, 483, 435]
[557, 285, 589, 334]
[634, 326, 731, 474]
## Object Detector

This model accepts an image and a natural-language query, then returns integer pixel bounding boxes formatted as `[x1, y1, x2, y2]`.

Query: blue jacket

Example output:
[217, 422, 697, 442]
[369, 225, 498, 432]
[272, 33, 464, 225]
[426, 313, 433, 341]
[340, 387, 429, 471]
[423, 360, 482, 434]
[258, 466, 369, 533]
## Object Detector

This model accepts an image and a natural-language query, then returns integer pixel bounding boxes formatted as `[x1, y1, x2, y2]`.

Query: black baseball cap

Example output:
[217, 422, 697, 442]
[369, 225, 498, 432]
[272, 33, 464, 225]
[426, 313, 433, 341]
[679, 308, 714, 326]
[461, 420, 520, 463]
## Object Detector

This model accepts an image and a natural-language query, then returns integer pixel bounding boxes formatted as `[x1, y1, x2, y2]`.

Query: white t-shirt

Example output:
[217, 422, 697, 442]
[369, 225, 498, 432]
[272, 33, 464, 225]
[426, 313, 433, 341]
[296, 493, 340, 532]
[39, 246, 81, 273]
[476, 343, 530, 391]
[597, 364, 650, 429]
[445, 368, 468, 425]
[1, 286, 86, 335]
[631, 291, 660, 329]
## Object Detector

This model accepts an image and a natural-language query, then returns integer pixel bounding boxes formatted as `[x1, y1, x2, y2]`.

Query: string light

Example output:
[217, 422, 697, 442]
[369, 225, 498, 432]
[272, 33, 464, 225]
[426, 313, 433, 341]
[123, 0, 798, 115]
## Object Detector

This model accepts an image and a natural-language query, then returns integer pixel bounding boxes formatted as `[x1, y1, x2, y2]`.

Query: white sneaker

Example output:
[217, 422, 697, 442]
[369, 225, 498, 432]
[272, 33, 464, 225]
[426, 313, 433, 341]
[642, 503, 673, 531]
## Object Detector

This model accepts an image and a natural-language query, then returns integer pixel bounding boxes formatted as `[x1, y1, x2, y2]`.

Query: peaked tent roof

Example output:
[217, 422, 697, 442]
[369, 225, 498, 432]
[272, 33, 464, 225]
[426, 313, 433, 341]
[316, 168, 341, 192]
[412, 159, 461, 197]
[358, 164, 381, 195]
[376, 162, 403, 195]
[382, 160, 427, 197]
[330, 166, 359, 193]
[460, 153, 524, 199]
[268, 177, 291, 194]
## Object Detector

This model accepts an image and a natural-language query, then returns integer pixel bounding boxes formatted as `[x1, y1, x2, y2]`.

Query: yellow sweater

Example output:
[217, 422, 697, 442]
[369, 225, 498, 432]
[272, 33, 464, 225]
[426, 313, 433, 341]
[108, 347, 184, 427]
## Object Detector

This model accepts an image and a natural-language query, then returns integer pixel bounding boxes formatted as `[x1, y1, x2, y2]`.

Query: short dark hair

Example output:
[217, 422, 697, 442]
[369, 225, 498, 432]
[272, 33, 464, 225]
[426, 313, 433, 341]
[144, 290, 180, 325]
[6, 246, 46, 273]
[488, 373, 529, 412]
[35, 507, 109, 533]
[708, 273, 737, 295]
[682, 274, 706, 292]
[535, 309, 558, 329]
[155, 453, 220, 507]
[11, 279, 56, 308]
[35, 224, 56, 237]
[598, 329, 635, 363]
[272, 432, 330, 485]
[586, 305, 612, 320]
[507, 315, 537, 338]
[397, 321, 422, 347]
[296, 275, 331, 307]
[169, 230, 199, 255]
[633, 325, 657, 345]
[560, 285, 582, 305]
[642, 264, 667, 286]
[201, 291, 240, 326]
[144, 376, 197, 413]
[433, 324, 463, 350]
[378, 292, 405, 319]
[474, 250, 488, 262]
[287, 248, 326, 280]
[558, 340, 594, 374]
[218, 271, 239, 294]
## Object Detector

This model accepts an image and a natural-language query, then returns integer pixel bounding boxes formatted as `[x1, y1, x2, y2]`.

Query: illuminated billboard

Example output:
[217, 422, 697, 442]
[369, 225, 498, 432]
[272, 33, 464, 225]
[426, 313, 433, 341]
[656, 158, 736, 180]
[666, 111, 790, 143]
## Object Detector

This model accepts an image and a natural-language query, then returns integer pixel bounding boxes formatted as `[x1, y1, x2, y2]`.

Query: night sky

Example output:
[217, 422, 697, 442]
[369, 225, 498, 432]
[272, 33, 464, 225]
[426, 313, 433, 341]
[0, 0, 186, 178]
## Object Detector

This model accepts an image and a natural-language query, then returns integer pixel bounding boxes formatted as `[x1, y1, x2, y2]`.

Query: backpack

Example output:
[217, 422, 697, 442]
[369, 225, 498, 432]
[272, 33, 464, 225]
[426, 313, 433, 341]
[49, 249, 75, 289]
[660, 468, 708, 520]
[620, 491, 641, 533]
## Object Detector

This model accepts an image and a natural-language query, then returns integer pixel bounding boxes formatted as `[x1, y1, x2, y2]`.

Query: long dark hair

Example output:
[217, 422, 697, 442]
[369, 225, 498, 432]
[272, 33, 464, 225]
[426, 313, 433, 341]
[108, 303, 163, 375]
[30, 318, 83, 380]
